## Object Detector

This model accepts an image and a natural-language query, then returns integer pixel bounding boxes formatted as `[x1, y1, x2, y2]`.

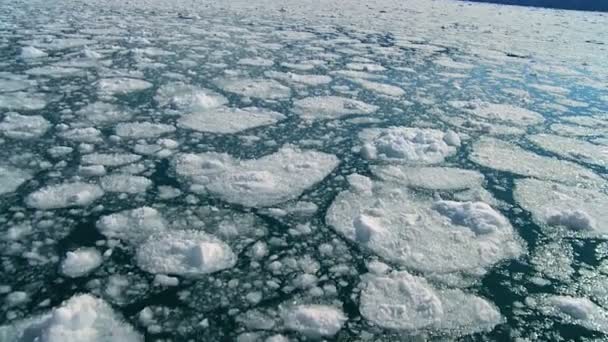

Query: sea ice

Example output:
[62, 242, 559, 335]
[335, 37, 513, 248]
[97, 207, 167, 244]
[61, 248, 103, 278]
[0, 112, 50, 139]
[0, 166, 31, 195]
[115, 122, 176, 139]
[214, 78, 291, 100]
[293, 96, 378, 120]
[97, 77, 152, 95]
[282, 304, 346, 338]
[178, 107, 285, 134]
[26, 182, 104, 209]
[100, 174, 152, 193]
[155, 82, 228, 111]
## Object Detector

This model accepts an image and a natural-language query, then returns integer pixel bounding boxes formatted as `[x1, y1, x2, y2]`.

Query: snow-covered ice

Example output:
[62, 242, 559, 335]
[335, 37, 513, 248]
[61, 248, 103, 278]
[282, 304, 346, 338]
[26, 182, 104, 209]
[178, 107, 285, 133]
[293, 96, 378, 120]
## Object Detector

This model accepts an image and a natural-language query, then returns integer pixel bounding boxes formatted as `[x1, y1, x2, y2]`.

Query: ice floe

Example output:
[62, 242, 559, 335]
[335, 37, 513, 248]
[470, 137, 603, 185]
[514, 178, 608, 235]
[0, 294, 142, 342]
[214, 78, 291, 100]
[360, 127, 460, 164]
[97, 77, 152, 96]
[529, 133, 608, 168]
[360, 271, 502, 334]
[529, 295, 608, 333]
[0, 112, 50, 139]
[174, 146, 338, 207]
[282, 304, 346, 338]
[177, 107, 285, 134]
[155, 82, 228, 111]
[293, 96, 378, 120]
[97, 206, 167, 244]
[0, 92, 46, 110]
[76, 102, 133, 125]
[115, 122, 176, 139]
[20, 46, 47, 59]
[81, 153, 141, 167]
[100, 174, 152, 193]
[61, 248, 103, 278]
[327, 174, 522, 277]
[26, 182, 104, 209]
[135, 230, 236, 277]
[0, 165, 31, 195]
[450, 101, 544, 126]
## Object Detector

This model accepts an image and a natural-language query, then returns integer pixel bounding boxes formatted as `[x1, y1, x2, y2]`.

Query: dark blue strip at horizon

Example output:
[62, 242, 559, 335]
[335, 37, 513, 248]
[459, 0, 608, 12]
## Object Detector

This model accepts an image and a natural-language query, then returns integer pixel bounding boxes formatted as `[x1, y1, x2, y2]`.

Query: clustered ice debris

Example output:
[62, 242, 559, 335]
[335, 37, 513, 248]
[26, 182, 105, 209]
[174, 145, 339, 207]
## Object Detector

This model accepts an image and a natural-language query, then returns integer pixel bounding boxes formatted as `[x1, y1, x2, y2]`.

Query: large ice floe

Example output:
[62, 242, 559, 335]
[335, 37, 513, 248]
[359, 127, 461, 163]
[177, 107, 285, 133]
[528, 133, 608, 168]
[514, 178, 608, 235]
[281, 304, 346, 338]
[0, 165, 31, 195]
[293, 96, 378, 120]
[174, 145, 339, 207]
[359, 271, 502, 334]
[470, 137, 603, 185]
[96, 206, 167, 244]
[135, 230, 237, 277]
[155, 82, 228, 111]
[449, 101, 544, 127]
[214, 77, 291, 99]
[26, 182, 105, 209]
[327, 171, 523, 278]
[0, 294, 142, 342]
[0, 112, 50, 139]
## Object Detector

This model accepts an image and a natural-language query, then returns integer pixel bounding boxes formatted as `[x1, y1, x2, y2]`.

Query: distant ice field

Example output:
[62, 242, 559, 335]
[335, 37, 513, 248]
[0, 0, 607, 340]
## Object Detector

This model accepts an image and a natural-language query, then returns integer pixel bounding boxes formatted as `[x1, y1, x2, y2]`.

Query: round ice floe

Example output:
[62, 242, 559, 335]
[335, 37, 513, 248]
[360, 271, 502, 334]
[371, 165, 484, 190]
[115, 122, 176, 139]
[529, 134, 608, 168]
[214, 78, 291, 100]
[0, 112, 50, 140]
[26, 182, 104, 209]
[61, 248, 103, 278]
[100, 174, 152, 194]
[0, 294, 142, 342]
[470, 137, 602, 186]
[282, 304, 346, 338]
[76, 102, 133, 125]
[81, 153, 141, 167]
[155, 82, 228, 111]
[0, 165, 31, 195]
[530, 295, 608, 333]
[360, 127, 460, 164]
[177, 107, 285, 134]
[293, 96, 378, 120]
[97, 207, 167, 244]
[174, 146, 338, 207]
[135, 230, 236, 277]
[0, 92, 46, 110]
[450, 101, 544, 126]
[514, 178, 608, 235]
[97, 77, 152, 95]
[327, 175, 522, 276]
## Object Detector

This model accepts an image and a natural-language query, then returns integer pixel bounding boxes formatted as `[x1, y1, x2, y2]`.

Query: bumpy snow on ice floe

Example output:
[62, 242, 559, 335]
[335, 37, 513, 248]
[470, 137, 602, 185]
[26, 182, 104, 209]
[360, 271, 502, 334]
[327, 174, 522, 277]
[178, 107, 285, 134]
[0, 294, 142, 342]
[514, 178, 608, 235]
[135, 230, 236, 277]
[360, 127, 460, 164]
[174, 146, 339, 207]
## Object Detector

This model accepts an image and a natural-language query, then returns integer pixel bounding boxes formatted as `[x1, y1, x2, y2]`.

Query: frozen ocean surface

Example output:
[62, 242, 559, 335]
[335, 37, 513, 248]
[0, 0, 607, 340]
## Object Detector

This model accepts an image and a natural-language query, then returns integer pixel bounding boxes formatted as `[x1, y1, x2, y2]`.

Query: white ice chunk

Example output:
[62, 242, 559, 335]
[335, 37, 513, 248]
[135, 230, 236, 277]
[174, 146, 338, 207]
[514, 178, 608, 235]
[26, 182, 104, 209]
[360, 271, 501, 334]
[100, 174, 151, 194]
[372, 165, 484, 190]
[81, 153, 141, 167]
[360, 127, 459, 164]
[178, 107, 285, 134]
[0, 294, 142, 342]
[293, 96, 378, 120]
[20, 46, 48, 59]
[282, 305, 346, 338]
[0, 112, 50, 139]
[532, 295, 608, 333]
[529, 133, 608, 168]
[97, 77, 152, 95]
[450, 101, 544, 126]
[155, 82, 227, 111]
[76, 102, 133, 125]
[61, 248, 103, 278]
[115, 122, 176, 139]
[214, 78, 291, 100]
[0, 165, 31, 195]
[0, 92, 46, 110]
[58, 127, 103, 143]
[470, 137, 602, 186]
[96, 207, 167, 244]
